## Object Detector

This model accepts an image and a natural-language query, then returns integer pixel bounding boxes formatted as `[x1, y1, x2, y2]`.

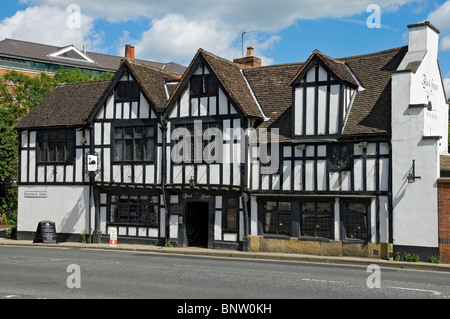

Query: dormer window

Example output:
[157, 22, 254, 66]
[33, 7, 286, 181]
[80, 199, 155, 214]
[290, 51, 359, 139]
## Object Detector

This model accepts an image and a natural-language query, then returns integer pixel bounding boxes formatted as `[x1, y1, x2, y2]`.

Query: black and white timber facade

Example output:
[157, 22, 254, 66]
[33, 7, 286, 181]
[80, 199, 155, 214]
[16, 22, 449, 259]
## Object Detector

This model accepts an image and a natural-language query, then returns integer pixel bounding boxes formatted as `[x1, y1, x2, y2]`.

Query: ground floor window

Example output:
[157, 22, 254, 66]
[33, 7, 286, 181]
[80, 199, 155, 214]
[109, 194, 159, 227]
[342, 201, 369, 241]
[223, 197, 239, 231]
[262, 201, 291, 236]
[299, 201, 333, 239]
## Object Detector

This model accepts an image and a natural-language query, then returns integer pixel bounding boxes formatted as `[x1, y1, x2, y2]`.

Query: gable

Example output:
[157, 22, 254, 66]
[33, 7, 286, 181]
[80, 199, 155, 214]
[165, 49, 265, 120]
[48, 45, 94, 63]
[88, 58, 180, 122]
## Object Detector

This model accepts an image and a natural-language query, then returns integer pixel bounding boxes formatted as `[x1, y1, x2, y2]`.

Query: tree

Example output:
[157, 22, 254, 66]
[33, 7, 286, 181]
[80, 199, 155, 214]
[0, 68, 114, 224]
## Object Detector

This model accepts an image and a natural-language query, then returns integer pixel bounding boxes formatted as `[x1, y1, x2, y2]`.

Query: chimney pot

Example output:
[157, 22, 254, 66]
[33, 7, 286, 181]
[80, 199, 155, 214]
[246, 46, 254, 57]
[125, 44, 135, 59]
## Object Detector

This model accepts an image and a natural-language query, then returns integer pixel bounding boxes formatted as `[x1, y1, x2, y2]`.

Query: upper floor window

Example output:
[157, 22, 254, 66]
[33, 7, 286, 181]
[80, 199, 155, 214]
[113, 125, 155, 163]
[37, 129, 75, 164]
[190, 74, 218, 97]
[115, 81, 140, 101]
[329, 144, 352, 172]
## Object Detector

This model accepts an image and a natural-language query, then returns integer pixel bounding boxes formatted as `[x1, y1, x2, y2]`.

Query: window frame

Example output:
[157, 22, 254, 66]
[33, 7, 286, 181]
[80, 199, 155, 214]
[190, 74, 219, 97]
[328, 143, 352, 172]
[172, 121, 221, 164]
[261, 200, 292, 237]
[341, 200, 370, 242]
[36, 129, 75, 165]
[223, 197, 239, 232]
[108, 193, 159, 227]
[112, 123, 156, 164]
[299, 200, 334, 240]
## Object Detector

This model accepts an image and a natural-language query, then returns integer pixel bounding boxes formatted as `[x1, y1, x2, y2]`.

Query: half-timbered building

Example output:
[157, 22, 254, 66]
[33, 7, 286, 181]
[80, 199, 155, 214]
[16, 21, 449, 260]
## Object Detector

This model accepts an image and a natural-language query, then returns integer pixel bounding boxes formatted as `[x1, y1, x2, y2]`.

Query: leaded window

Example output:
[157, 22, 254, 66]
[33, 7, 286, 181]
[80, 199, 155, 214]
[329, 144, 352, 172]
[343, 202, 369, 241]
[113, 125, 155, 162]
[262, 201, 291, 236]
[37, 129, 75, 164]
[173, 122, 220, 163]
[109, 194, 159, 227]
[300, 201, 333, 239]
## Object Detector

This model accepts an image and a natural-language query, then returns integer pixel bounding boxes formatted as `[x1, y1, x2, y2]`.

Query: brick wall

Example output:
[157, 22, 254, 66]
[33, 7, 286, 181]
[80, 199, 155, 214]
[438, 179, 450, 264]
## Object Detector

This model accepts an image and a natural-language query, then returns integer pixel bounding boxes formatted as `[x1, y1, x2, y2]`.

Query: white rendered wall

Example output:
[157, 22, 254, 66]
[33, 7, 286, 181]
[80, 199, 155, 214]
[391, 24, 448, 249]
[17, 185, 90, 235]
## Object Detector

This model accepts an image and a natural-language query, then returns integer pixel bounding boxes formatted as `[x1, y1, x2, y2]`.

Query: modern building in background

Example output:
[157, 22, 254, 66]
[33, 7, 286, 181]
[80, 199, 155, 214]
[0, 38, 186, 76]
[15, 22, 450, 261]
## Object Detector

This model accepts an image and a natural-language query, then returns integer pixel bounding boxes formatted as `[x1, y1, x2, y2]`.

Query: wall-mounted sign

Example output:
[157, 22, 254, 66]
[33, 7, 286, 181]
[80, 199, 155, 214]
[422, 74, 439, 93]
[87, 153, 99, 173]
[24, 191, 47, 198]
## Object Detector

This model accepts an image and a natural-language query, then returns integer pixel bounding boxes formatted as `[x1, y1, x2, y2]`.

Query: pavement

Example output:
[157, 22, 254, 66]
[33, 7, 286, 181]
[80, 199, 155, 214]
[1, 237, 450, 273]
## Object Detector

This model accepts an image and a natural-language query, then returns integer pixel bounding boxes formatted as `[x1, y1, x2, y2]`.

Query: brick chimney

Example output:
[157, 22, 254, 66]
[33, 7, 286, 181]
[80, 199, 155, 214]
[125, 44, 135, 59]
[233, 46, 261, 68]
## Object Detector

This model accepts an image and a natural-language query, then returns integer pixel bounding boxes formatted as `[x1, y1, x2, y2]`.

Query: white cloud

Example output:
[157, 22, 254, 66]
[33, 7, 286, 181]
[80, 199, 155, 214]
[427, 1, 450, 32]
[9, 0, 417, 64]
[0, 5, 99, 50]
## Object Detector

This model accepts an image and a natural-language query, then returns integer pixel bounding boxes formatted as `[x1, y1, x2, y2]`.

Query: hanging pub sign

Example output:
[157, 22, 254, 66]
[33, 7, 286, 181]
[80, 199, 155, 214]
[33, 220, 57, 244]
[86, 153, 100, 175]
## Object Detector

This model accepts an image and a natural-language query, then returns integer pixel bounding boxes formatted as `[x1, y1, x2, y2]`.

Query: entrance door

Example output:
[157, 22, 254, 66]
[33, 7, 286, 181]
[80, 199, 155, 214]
[186, 202, 209, 247]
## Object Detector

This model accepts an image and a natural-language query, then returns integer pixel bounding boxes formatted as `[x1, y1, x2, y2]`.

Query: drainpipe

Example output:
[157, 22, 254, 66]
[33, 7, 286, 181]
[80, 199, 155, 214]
[388, 140, 394, 259]
[160, 118, 170, 245]
[88, 124, 101, 243]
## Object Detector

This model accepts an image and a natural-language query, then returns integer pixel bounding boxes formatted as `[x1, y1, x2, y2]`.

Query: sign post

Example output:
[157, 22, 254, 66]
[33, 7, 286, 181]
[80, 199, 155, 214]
[110, 227, 117, 247]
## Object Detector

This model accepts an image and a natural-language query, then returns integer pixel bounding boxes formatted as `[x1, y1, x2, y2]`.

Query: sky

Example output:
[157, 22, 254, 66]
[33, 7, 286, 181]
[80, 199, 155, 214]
[0, 0, 450, 96]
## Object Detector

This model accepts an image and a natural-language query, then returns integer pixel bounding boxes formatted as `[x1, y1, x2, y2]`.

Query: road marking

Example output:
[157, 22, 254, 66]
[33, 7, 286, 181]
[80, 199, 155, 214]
[387, 286, 442, 296]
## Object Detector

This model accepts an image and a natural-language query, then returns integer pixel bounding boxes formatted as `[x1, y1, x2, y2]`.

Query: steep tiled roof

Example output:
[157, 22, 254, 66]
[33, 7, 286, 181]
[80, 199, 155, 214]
[247, 46, 408, 141]
[200, 49, 265, 119]
[340, 46, 408, 137]
[16, 80, 111, 129]
[290, 50, 359, 87]
[244, 62, 303, 142]
[123, 58, 181, 108]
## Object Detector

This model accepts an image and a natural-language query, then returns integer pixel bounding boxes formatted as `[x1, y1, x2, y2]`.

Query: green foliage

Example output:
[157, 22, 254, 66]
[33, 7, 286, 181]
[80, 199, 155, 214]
[0, 68, 114, 226]
[53, 68, 114, 84]
[394, 251, 420, 262]
[1, 213, 7, 225]
[428, 255, 442, 264]
[165, 240, 174, 248]
[81, 230, 90, 244]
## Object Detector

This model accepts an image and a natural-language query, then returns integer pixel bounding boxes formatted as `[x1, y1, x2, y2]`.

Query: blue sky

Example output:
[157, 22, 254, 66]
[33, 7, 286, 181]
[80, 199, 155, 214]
[0, 0, 450, 95]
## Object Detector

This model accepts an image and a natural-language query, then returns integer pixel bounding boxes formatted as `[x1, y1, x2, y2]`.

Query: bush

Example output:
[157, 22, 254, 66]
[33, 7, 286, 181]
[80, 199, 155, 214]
[1, 213, 7, 225]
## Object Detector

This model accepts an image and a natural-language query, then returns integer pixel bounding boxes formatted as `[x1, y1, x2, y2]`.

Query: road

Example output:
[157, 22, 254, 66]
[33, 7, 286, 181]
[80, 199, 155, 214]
[0, 245, 449, 302]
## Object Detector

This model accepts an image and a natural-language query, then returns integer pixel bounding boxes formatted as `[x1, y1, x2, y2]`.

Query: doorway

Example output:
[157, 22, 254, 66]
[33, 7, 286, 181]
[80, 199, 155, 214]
[186, 202, 209, 247]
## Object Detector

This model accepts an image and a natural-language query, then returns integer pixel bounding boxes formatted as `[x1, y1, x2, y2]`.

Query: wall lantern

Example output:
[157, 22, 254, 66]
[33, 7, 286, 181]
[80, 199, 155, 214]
[189, 175, 196, 188]
[407, 160, 421, 183]
[358, 141, 368, 148]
